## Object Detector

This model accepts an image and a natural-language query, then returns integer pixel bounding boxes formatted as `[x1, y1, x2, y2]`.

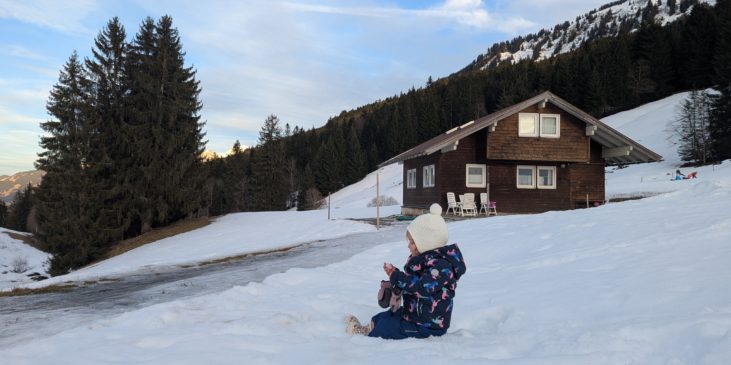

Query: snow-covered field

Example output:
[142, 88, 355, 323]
[2, 91, 731, 364]
[3, 160, 730, 364]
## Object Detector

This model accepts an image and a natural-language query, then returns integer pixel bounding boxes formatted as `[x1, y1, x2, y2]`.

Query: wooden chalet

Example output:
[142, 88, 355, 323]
[379, 91, 662, 215]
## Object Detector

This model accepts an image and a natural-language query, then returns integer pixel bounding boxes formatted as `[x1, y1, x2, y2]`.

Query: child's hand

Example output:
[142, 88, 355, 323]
[383, 262, 396, 277]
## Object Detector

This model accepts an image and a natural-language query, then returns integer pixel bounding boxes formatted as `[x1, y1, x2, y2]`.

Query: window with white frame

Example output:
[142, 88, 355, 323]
[518, 113, 539, 137]
[516, 165, 536, 189]
[537, 166, 556, 189]
[540, 114, 560, 138]
[423, 165, 435, 188]
[518, 113, 561, 138]
[465, 164, 486, 188]
[407, 169, 417, 189]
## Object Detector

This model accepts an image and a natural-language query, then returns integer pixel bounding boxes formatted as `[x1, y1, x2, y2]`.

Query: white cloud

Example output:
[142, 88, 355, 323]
[2, 45, 47, 60]
[282, 0, 534, 32]
[0, 0, 97, 34]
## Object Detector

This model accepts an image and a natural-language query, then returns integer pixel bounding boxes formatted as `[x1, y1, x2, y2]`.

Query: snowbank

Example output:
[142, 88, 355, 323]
[0, 228, 50, 290]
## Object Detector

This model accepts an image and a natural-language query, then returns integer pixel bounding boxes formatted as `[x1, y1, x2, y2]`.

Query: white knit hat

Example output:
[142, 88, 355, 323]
[407, 203, 448, 253]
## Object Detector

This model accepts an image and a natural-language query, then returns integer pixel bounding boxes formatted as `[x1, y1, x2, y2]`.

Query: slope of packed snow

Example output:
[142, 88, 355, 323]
[2, 160, 730, 364]
[325, 163, 403, 219]
[0, 228, 50, 290]
[602, 90, 717, 199]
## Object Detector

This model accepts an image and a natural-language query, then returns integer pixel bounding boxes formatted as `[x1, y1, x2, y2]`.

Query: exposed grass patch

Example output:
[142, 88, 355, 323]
[2, 231, 48, 252]
[0, 284, 76, 297]
[189, 245, 298, 267]
[103, 217, 211, 260]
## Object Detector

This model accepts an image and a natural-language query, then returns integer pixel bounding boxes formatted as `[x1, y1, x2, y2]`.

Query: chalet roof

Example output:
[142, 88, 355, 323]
[378, 91, 662, 167]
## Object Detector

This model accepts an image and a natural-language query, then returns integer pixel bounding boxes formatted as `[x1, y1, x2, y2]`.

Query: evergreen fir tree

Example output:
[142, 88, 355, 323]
[585, 69, 607, 116]
[227, 140, 247, 212]
[674, 90, 712, 164]
[127, 16, 206, 230]
[35, 52, 104, 274]
[7, 184, 34, 233]
[85, 17, 131, 243]
[710, 0, 731, 161]
[250, 115, 288, 210]
[343, 124, 366, 184]
[0, 201, 7, 228]
[366, 143, 380, 172]
[297, 164, 317, 211]
[314, 137, 339, 194]
[680, 4, 717, 88]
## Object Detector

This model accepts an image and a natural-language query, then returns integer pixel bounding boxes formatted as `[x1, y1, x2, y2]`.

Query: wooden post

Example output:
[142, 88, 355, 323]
[328, 193, 331, 220]
[586, 193, 589, 208]
[376, 170, 380, 230]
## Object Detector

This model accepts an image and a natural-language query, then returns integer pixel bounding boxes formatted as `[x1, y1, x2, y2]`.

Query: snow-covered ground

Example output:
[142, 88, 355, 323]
[2, 90, 731, 364]
[0, 228, 50, 289]
[1, 164, 401, 292]
[2, 210, 378, 292]
[3, 160, 730, 364]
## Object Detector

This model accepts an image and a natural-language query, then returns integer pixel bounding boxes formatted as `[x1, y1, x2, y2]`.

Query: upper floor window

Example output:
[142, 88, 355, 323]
[518, 113, 539, 137]
[518, 113, 561, 138]
[407, 169, 416, 189]
[423, 165, 435, 188]
[465, 164, 486, 188]
[540, 114, 560, 138]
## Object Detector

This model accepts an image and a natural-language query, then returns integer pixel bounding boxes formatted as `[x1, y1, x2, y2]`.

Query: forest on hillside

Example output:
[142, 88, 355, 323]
[2, 0, 730, 274]
[209, 0, 730, 213]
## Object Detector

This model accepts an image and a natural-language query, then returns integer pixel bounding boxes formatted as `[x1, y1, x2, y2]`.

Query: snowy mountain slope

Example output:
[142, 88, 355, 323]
[462, 0, 715, 72]
[3, 161, 730, 364]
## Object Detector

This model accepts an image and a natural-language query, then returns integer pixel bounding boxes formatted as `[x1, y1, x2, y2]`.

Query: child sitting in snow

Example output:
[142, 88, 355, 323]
[346, 203, 467, 339]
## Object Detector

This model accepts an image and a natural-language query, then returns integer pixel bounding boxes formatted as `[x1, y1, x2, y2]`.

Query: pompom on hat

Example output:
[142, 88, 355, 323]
[407, 203, 449, 253]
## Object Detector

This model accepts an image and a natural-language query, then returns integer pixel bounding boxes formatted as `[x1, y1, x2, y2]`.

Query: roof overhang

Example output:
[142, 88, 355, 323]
[379, 91, 662, 167]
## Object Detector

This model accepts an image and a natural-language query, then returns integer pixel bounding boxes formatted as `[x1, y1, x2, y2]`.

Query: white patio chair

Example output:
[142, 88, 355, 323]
[461, 193, 477, 217]
[446, 192, 460, 215]
[479, 193, 489, 215]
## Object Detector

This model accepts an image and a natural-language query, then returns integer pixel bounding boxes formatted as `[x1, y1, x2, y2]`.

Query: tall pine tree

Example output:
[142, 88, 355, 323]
[710, 0, 731, 161]
[85, 17, 131, 243]
[127, 16, 206, 231]
[35, 52, 104, 274]
[0, 201, 7, 228]
[250, 115, 288, 210]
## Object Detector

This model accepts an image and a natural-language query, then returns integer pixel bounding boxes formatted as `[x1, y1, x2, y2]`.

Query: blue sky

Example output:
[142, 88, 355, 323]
[0, 0, 609, 175]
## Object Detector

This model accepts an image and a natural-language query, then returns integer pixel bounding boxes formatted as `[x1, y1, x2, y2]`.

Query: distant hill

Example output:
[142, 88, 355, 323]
[0, 170, 44, 204]
[459, 0, 713, 73]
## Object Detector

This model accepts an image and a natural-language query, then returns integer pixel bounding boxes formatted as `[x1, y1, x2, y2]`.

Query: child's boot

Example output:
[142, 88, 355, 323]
[345, 315, 373, 335]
